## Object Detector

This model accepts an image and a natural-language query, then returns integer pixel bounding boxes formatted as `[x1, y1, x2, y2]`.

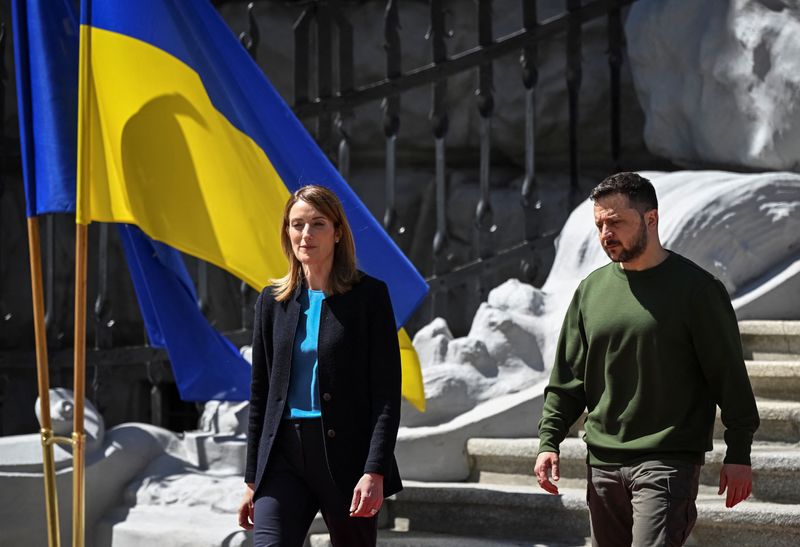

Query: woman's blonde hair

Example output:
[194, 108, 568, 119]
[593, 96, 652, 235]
[270, 185, 360, 301]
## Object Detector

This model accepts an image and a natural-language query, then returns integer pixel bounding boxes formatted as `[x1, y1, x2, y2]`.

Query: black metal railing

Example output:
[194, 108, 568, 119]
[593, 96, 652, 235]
[280, 0, 636, 325]
[1, 15, 10, 436]
[0, 0, 639, 433]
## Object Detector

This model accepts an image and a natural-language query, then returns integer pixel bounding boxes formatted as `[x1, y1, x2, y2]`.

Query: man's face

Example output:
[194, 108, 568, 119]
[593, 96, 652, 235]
[593, 193, 649, 263]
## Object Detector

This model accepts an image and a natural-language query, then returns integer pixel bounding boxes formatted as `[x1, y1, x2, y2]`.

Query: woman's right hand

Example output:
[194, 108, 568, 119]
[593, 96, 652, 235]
[237, 483, 255, 529]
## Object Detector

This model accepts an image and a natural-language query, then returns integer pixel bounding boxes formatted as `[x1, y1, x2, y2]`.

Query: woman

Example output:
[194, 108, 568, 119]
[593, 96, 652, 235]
[237, 185, 402, 547]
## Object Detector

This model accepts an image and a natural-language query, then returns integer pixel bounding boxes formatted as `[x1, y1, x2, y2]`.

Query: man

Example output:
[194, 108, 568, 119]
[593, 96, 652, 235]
[534, 172, 760, 547]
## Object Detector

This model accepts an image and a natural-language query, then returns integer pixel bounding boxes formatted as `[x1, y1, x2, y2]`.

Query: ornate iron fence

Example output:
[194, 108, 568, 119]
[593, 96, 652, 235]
[229, 0, 636, 321]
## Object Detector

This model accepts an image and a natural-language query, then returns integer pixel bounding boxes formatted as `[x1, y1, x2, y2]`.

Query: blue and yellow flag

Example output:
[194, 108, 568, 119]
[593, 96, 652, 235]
[13, 0, 251, 402]
[76, 1, 427, 410]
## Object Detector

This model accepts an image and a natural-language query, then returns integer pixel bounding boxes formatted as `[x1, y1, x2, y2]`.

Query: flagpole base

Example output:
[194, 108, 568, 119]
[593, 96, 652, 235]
[39, 429, 62, 547]
[71, 432, 86, 547]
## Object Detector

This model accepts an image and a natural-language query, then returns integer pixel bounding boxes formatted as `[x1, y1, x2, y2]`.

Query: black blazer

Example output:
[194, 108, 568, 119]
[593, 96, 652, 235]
[244, 273, 403, 499]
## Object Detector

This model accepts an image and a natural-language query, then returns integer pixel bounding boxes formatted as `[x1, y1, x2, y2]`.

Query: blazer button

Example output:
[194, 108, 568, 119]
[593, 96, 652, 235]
[322, 392, 332, 402]
[327, 429, 336, 438]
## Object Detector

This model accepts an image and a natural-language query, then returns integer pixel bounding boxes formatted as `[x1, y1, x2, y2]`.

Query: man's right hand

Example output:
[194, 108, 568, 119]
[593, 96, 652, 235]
[534, 451, 560, 495]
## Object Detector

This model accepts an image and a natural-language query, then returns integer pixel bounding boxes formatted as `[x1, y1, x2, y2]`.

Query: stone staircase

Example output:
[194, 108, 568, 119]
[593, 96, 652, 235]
[95, 321, 799, 546]
[363, 321, 800, 547]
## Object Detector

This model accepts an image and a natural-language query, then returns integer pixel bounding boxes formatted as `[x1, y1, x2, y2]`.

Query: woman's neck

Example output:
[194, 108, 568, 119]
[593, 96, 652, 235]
[303, 263, 332, 292]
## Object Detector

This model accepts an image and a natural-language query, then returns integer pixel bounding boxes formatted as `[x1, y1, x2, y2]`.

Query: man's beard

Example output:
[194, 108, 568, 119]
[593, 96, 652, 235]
[604, 218, 648, 263]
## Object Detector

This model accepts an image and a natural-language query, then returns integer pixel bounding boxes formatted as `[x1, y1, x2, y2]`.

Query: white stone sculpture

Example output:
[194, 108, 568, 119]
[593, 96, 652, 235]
[0, 388, 178, 547]
[34, 387, 105, 452]
[398, 170, 800, 480]
[0, 388, 260, 546]
[626, 0, 800, 170]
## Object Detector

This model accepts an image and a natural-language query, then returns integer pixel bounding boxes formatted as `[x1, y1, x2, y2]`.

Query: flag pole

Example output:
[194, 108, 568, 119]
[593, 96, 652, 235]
[71, 222, 88, 547]
[73, 1, 92, 542]
[27, 216, 62, 547]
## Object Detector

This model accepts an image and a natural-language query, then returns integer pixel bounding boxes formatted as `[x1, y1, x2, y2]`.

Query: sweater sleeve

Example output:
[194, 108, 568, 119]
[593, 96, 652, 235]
[245, 289, 270, 484]
[537, 285, 589, 454]
[688, 278, 759, 465]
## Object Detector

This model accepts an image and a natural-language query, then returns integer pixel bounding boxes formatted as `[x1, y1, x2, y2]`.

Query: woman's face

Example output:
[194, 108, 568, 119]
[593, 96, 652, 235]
[287, 199, 339, 268]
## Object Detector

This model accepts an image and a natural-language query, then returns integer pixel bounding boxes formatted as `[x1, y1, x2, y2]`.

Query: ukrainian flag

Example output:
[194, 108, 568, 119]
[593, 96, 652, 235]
[76, 1, 427, 410]
[13, 0, 253, 402]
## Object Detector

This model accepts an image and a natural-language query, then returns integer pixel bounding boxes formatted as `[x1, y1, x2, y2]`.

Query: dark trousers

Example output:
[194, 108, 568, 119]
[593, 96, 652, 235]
[587, 460, 701, 547]
[253, 418, 378, 547]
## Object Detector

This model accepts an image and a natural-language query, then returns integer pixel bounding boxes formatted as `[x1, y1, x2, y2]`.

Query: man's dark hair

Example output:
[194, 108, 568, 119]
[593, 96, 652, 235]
[589, 172, 658, 213]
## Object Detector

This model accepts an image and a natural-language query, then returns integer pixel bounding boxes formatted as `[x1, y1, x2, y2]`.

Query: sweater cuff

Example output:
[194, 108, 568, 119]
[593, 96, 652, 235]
[723, 444, 752, 466]
[537, 435, 561, 456]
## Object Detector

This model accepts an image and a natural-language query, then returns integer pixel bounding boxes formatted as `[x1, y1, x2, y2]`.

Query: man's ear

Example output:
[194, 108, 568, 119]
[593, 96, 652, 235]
[645, 209, 659, 229]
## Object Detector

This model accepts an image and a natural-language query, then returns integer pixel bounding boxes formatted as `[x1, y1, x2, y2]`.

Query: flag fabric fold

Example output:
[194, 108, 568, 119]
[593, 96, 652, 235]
[118, 225, 251, 401]
[77, 0, 428, 409]
[12, 0, 79, 216]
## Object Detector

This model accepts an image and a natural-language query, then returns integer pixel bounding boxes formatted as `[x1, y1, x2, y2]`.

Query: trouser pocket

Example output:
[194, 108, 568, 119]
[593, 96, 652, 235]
[630, 460, 700, 547]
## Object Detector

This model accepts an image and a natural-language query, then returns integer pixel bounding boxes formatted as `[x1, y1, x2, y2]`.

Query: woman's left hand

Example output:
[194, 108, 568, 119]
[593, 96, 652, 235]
[349, 472, 384, 518]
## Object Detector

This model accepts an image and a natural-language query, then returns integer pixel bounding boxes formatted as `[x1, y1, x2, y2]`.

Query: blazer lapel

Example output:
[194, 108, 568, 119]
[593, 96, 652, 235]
[273, 284, 303, 397]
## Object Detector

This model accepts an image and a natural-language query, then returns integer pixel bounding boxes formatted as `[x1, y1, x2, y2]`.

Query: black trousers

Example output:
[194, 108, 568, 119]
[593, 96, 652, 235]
[253, 418, 378, 547]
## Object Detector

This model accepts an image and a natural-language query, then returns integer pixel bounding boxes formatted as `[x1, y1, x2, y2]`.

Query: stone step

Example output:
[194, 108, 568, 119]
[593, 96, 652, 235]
[94, 505, 252, 547]
[716, 398, 800, 443]
[386, 481, 800, 547]
[468, 437, 800, 504]
[94, 504, 332, 547]
[745, 360, 800, 400]
[310, 530, 590, 547]
[740, 321, 800, 360]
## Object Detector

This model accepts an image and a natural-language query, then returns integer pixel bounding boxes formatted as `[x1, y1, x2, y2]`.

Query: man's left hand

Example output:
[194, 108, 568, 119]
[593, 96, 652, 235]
[718, 463, 753, 508]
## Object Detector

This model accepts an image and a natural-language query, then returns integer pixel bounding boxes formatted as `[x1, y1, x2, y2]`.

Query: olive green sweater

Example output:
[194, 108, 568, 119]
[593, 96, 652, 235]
[538, 252, 759, 466]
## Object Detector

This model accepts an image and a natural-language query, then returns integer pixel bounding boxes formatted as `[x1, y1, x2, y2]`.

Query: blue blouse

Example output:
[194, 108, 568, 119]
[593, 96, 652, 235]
[283, 288, 325, 418]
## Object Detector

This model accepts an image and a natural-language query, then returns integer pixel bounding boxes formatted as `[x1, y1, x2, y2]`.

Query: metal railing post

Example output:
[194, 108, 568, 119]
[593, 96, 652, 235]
[429, 0, 450, 320]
